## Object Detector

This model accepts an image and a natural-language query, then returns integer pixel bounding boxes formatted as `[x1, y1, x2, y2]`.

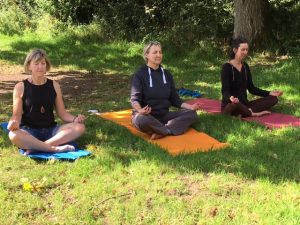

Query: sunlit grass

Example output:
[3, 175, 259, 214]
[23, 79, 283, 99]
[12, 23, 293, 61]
[0, 32, 299, 224]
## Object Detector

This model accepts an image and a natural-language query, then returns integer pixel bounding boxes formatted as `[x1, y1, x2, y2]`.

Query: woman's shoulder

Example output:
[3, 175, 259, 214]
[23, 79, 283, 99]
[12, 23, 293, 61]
[221, 62, 233, 72]
[222, 62, 232, 68]
[51, 79, 60, 88]
[242, 62, 250, 68]
[133, 64, 147, 76]
[13, 81, 25, 97]
[161, 66, 172, 76]
[136, 64, 148, 72]
[14, 81, 24, 89]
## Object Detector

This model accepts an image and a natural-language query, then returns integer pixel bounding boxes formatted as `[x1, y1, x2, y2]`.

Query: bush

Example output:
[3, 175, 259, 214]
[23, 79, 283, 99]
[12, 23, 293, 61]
[0, 5, 30, 35]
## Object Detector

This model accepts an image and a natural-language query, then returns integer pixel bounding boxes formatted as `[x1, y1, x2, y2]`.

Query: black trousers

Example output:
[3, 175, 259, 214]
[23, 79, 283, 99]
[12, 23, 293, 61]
[221, 96, 278, 117]
[132, 109, 197, 136]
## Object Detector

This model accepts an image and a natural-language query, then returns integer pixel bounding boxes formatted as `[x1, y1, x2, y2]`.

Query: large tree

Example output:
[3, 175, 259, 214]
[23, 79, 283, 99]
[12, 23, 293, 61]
[233, 0, 271, 46]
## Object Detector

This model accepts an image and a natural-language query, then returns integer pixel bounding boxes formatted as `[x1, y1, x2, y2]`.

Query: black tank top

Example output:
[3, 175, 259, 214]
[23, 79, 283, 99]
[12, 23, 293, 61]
[21, 78, 57, 128]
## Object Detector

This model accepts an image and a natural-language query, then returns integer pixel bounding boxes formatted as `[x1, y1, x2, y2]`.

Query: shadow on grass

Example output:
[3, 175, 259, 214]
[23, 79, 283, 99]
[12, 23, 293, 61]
[91, 113, 300, 184]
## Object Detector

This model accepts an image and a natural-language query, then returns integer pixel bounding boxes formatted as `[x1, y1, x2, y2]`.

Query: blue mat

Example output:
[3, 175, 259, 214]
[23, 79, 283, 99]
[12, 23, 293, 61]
[0, 122, 9, 133]
[0, 122, 91, 160]
[177, 88, 201, 98]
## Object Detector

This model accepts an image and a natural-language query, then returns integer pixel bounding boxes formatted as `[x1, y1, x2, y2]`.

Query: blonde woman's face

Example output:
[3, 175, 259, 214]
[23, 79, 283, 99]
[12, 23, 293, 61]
[146, 45, 163, 67]
[28, 58, 47, 76]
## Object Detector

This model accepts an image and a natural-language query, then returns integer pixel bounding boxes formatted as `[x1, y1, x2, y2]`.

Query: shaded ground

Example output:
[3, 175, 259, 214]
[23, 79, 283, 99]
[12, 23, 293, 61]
[0, 66, 131, 116]
[0, 70, 100, 98]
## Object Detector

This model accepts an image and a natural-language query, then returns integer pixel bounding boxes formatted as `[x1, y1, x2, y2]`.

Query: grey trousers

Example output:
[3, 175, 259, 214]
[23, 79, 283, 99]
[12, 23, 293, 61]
[132, 109, 197, 136]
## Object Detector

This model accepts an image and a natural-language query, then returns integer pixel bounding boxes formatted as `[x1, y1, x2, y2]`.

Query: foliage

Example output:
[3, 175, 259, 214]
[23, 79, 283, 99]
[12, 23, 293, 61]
[0, 0, 300, 51]
[268, 0, 300, 53]
[0, 4, 30, 35]
[94, 0, 233, 47]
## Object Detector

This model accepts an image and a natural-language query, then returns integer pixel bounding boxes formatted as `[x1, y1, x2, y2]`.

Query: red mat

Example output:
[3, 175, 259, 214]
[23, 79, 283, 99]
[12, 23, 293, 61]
[243, 113, 300, 129]
[185, 98, 221, 114]
[185, 98, 300, 129]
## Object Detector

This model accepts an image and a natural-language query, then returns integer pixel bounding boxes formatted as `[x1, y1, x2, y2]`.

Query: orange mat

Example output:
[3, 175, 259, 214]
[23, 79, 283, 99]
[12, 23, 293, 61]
[98, 109, 229, 156]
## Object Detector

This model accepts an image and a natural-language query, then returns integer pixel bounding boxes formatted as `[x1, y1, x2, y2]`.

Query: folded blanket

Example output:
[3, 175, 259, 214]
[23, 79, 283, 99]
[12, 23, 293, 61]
[178, 88, 201, 98]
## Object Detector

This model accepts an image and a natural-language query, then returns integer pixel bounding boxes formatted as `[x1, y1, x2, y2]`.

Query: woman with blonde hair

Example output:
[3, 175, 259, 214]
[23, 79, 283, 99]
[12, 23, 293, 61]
[130, 41, 200, 140]
[7, 49, 86, 154]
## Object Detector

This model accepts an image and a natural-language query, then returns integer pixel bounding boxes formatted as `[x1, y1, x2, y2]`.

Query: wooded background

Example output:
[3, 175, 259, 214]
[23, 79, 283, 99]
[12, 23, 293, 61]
[0, 0, 299, 52]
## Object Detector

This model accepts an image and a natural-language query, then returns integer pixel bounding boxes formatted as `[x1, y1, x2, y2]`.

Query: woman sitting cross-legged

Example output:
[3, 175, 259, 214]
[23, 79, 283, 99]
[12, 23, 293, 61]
[221, 37, 283, 117]
[130, 41, 201, 140]
[7, 49, 86, 155]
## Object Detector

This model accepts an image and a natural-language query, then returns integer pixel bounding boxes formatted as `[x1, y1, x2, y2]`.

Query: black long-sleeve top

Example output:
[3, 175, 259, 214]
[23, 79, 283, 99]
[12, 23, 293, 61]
[131, 64, 183, 118]
[221, 62, 270, 107]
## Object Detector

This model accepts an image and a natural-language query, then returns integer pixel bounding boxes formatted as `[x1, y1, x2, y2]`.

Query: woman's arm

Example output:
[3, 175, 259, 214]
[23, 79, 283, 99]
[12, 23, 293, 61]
[245, 63, 270, 97]
[53, 81, 85, 123]
[246, 65, 283, 97]
[130, 73, 152, 115]
[221, 63, 234, 102]
[7, 82, 24, 131]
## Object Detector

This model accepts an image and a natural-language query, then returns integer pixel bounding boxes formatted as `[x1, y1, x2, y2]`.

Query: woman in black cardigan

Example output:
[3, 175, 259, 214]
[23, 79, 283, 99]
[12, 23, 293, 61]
[221, 37, 283, 117]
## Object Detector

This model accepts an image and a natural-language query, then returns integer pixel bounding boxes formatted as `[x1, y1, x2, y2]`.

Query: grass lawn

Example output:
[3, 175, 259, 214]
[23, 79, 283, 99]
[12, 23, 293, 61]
[0, 33, 299, 225]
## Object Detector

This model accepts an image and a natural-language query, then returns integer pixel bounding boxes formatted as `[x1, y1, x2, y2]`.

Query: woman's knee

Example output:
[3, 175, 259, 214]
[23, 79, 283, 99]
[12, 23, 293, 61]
[133, 114, 153, 129]
[269, 96, 279, 105]
[8, 130, 22, 143]
[74, 123, 86, 135]
[8, 130, 17, 142]
[186, 110, 197, 122]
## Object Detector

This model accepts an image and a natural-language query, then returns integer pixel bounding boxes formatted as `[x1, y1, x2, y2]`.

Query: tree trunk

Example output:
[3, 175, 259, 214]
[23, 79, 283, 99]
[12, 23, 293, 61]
[233, 0, 270, 47]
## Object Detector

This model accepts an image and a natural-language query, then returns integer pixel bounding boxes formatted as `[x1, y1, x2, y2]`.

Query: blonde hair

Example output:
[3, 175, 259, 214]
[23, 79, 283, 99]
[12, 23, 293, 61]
[143, 41, 161, 63]
[24, 49, 51, 74]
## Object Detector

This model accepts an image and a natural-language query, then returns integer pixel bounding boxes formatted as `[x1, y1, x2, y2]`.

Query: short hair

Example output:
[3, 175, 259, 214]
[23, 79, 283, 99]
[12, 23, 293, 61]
[229, 37, 249, 59]
[24, 49, 51, 74]
[143, 41, 161, 62]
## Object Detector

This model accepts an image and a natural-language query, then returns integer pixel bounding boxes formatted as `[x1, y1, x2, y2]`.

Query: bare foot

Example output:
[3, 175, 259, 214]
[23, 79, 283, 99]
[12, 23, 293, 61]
[55, 144, 76, 152]
[23, 145, 75, 155]
[150, 133, 165, 140]
[251, 110, 271, 117]
[24, 149, 32, 155]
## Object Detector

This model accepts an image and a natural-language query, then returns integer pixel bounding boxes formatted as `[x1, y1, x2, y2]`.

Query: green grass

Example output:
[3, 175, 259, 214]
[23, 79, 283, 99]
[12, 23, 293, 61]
[0, 33, 300, 225]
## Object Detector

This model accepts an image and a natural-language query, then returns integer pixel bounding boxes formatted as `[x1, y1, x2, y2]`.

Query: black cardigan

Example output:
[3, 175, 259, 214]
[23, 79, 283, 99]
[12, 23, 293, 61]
[221, 62, 270, 107]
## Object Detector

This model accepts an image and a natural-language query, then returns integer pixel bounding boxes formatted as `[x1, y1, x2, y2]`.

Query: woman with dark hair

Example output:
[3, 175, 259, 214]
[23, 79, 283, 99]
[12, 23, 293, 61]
[7, 49, 86, 154]
[130, 41, 200, 140]
[221, 37, 283, 117]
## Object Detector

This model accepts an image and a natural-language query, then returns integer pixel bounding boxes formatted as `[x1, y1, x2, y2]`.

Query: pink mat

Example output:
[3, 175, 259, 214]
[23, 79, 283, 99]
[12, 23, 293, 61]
[243, 113, 300, 129]
[185, 98, 221, 114]
[185, 98, 300, 129]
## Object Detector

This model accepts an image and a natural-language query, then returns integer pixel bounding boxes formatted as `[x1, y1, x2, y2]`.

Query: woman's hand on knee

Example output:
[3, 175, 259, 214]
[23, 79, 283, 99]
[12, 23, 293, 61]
[137, 105, 152, 115]
[73, 114, 86, 123]
[7, 119, 20, 131]
[230, 96, 239, 103]
[190, 103, 201, 111]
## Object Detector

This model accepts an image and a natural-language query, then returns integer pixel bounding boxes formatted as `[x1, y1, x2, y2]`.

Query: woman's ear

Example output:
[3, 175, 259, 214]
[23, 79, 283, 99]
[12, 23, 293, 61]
[233, 48, 237, 54]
